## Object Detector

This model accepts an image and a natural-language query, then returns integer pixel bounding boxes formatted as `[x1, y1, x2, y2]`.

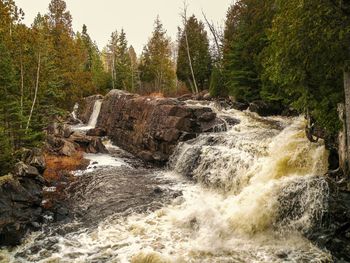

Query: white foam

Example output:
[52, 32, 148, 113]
[74, 153, 130, 176]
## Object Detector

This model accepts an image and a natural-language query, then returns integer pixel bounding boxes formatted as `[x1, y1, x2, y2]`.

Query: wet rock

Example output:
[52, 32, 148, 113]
[62, 124, 73, 138]
[179, 132, 197, 142]
[221, 115, 241, 126]
[194, 90, 211, 101]
[46, 122, 72, 139]
[22, 148, 46, 173]
[0, 174, 43, 246]
[199, 112, 216, 122]
[86, 128, 107, 137]
[178, 93, 194, 101]
[59, 140, 77, 157]
[55, 206, 70, 221]
[14, 162, 40, 178]
[46, 130, 108, 156]
[69, 132, 108, 154]
[66, 114, 82, 125]
[307, 180, 350, 262]
[87, 89, 225, 163]
[86, 137, 109, 154]
[231, 101, 249, 111]
[249, 100, 284, 116]
[153, 186, 163, 194]
[200, 118, 227, 132]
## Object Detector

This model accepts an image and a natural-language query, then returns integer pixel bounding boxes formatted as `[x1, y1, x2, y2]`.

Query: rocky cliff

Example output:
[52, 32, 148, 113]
[0, 149, 45, 246]
[81, 90, 226, 163]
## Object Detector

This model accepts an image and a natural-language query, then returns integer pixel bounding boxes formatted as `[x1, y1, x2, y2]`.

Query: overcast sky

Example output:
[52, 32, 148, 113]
[15, 0, 232, 54]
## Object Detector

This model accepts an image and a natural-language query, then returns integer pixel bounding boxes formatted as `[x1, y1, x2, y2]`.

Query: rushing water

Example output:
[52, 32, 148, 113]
[0, 102, 333, 263]
[72, 100, 103, 131]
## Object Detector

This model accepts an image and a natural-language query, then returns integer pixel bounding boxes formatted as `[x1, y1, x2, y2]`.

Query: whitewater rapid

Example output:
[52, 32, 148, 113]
[0, 102, 332, 263]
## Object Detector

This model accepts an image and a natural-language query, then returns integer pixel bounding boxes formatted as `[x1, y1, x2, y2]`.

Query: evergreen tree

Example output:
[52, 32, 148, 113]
[106, 29, 133, 91]
[139, 17, 176, 94]
[222, 0, 275, 102]
[79, 24, 109, 93]
[262, 0, 349, 134]
[176, 15, 212, 92]
[128, 45, 140, 92]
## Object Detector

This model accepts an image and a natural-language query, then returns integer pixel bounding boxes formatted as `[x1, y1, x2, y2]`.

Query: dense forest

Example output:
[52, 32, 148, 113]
[1, 0, 350, 173]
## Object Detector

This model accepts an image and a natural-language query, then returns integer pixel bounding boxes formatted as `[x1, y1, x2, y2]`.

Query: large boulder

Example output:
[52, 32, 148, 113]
[249, 100, 284, 116]
[68, 132, 108, 154]
[0, 148, 46, 246]
[94, 89, 227, 163]
[86, 128, 107, 137]
[45, 122, 108, 156]
[307, 180, 350, 262]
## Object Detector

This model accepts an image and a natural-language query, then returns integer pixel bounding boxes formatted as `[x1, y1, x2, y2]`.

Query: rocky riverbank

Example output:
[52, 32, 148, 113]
[0, 118, 110, 246]
[79, 90, 231, 163]
[0, 149, 46, 246]
[1, 90, 350, 263]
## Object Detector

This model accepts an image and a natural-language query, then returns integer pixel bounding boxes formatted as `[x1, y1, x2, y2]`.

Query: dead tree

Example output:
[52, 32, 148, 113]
[26, 53, 41, 132]
[181, 1, 198, 94]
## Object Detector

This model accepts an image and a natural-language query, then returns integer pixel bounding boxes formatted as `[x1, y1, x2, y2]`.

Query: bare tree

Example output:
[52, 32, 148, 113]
[20, 55, 24, 124]
[181, 1, 198, 94]
[202, 10, 222, 61]
[26, 53, 41, 132]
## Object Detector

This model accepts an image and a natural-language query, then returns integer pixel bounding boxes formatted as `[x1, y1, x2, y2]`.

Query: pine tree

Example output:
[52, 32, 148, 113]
[128, 45, 139, 92]
[139, 17, 176, 94]
[222, 0, 275, 102]
[79, 24, 109, 93]
[106, 29, 133, 91]
[176, 15, 212, 92]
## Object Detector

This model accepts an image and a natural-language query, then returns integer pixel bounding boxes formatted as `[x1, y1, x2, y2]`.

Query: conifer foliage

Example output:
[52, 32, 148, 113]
[176, 15, 212, 92]
[0, 0, 107, 173]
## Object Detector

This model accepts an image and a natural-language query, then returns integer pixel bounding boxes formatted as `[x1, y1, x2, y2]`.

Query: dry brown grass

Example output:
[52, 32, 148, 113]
[44, 152, 89, 182]
[148, 92, 165, 98]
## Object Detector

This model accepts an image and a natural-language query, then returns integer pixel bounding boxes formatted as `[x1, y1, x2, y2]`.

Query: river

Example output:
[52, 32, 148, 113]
[0, 101, 332, 262]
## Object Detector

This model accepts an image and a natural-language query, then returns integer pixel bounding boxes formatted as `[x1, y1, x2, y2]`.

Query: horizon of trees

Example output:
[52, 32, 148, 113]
[1, 0, 350, 174]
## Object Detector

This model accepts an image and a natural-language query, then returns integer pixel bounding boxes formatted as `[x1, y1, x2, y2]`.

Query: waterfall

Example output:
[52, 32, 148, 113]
[87, 99, 102, 128]
[71, 103, 79, 120]
[2, 104, 333, 263]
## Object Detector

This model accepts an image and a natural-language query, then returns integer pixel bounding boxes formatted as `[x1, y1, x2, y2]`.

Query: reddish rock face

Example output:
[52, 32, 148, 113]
[91, 90, 225, 163]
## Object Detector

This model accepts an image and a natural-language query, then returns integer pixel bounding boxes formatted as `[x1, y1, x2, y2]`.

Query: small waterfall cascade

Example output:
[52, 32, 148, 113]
[1, 103, 333, 263]
[87, 99, 102, 128]
[170, 110, 329, 235]
[71, 103, 79, 121]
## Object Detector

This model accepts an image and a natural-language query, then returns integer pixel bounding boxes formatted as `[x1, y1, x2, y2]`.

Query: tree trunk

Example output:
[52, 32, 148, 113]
[184, 28, 198, 94]
[26, 53, 41, 132]
[343, 70, 350, 177]
[112, 51, 116, 89]
[20, 57, 24, 126]
[182, 3, 198, 94]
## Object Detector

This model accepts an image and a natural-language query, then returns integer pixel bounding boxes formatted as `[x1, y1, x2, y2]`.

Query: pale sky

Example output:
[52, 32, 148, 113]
[15, 0, 232, 54]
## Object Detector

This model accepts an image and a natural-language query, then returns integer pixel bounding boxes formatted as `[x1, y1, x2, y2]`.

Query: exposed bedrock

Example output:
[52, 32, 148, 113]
[80, 90, 227, 163]
[0, 149, 46, 246]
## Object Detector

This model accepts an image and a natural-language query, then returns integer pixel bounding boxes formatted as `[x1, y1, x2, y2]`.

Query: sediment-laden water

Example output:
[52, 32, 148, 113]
[0, 102, 333, 263]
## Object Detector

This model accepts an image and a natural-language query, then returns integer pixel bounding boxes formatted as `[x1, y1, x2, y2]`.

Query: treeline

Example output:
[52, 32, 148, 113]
[0, 0, 109, 172]
[103, 15, 212, 96]
[1, 0, 350, 172]
[218, 0, 350, 136]
[104, 0, 350, 141]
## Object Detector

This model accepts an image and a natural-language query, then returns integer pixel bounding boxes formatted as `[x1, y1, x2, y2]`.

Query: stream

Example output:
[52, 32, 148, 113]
[0, 101, 333, 263]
